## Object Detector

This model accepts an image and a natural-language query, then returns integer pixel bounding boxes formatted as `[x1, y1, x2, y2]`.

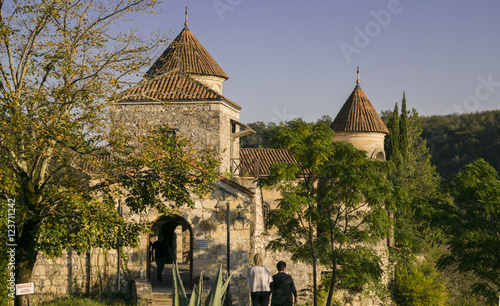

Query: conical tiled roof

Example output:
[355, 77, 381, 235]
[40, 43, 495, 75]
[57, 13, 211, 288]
[145, 26, 228, 80]
[331, 84, 389, 134]
[114, 71, 240, 109]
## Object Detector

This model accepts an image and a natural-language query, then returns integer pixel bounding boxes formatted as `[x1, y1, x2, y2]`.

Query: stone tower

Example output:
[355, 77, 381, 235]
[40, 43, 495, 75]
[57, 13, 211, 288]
[113, 19, 253, 174]
[330, 68, 389, 160]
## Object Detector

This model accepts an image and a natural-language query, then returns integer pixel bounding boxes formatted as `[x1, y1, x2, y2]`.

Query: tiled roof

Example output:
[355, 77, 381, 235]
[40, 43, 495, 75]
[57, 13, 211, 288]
[331, 85, 389, 134]
[146, 26, 228, 80]
[239, 148, 301, 177]
[114, 72, 241, 109]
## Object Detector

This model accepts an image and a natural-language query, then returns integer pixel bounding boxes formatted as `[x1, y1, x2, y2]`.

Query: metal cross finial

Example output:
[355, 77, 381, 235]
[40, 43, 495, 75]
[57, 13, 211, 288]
[185, 7, 188, 26]
[356, 66, 360, 85]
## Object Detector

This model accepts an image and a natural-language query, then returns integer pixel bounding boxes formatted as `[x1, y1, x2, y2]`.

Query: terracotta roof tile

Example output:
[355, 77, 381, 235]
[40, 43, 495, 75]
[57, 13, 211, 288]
[331, 85, 389, 134]
[239, 148, 301, 177]
[114, 72, 241, 109]
[146, 26, 228, 80]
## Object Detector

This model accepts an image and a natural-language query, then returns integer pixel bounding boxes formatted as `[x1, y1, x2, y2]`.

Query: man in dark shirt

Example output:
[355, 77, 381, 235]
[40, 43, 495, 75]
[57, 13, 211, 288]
[271, 261, 298, 305]
[151, 236, 166, 282]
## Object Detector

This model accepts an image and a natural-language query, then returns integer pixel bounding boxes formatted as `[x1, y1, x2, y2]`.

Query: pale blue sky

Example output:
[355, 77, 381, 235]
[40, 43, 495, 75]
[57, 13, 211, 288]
[135, 0, 500, 124]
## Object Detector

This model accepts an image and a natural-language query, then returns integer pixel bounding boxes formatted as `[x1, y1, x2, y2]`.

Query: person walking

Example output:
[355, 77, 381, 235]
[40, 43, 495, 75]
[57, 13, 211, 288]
[247, 253, 273, 306]
[271, 261, 298, 306]
[151, 236, 166, 282]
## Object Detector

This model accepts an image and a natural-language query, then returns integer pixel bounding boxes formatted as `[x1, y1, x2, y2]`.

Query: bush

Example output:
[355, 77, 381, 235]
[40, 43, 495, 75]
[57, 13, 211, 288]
[394, 259, 447, 306]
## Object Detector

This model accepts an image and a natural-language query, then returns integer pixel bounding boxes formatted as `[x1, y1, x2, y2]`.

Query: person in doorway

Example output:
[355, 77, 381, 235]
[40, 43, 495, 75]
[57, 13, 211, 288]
[270, 261, 298, 306]
[246, 253, 273, 306]
[151, 236, 166, 282]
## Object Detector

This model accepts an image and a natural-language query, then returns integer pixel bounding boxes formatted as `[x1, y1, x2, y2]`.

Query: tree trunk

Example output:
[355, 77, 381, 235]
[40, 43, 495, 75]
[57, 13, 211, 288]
[308, 206, 317, 306]
[15, 221, 39, 306]
[86, 252, 91, 296]
[326, 263, 337, 306]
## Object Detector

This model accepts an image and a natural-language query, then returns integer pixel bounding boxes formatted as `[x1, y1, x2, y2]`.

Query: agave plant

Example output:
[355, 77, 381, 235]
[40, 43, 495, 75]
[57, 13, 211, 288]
[173, 263, 232, 306]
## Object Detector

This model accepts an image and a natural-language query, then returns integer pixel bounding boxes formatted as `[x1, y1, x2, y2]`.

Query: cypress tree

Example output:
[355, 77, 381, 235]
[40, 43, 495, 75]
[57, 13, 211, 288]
[400, 92, 409, 160]
[387, 102, 400, 160]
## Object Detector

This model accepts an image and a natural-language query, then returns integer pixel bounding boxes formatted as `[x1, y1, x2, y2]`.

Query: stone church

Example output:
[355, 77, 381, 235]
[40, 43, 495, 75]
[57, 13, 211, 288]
[30, 16, 390, 306]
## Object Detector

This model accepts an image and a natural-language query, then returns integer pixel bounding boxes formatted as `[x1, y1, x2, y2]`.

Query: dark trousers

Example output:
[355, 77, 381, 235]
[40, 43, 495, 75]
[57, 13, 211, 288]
[156, 257, 166, 280]
[251, 291, 271, 306]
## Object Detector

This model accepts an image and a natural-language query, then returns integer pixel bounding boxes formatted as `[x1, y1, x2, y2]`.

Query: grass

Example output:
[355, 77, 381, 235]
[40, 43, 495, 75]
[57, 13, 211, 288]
[41, 296, 132, 305]
[41, 297, 106, 306]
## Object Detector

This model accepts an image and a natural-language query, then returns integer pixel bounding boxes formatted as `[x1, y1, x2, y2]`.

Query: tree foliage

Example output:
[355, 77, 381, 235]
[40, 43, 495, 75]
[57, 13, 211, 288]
[420, 110, 500, 180]
[0, 1, 219, 304]
[394, 258, 448, 306]
[438, 158, 500, 303]
[240, 116, 333, 149]
[385, 103, 400, 160]
[383, 97, 450, 305]
[399, 92, 408, 160]
[260, 121, 392, 306]
[384, 97, 442, 253]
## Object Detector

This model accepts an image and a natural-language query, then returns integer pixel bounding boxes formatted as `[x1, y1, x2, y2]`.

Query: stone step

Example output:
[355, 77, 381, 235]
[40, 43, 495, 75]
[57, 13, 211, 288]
[153, 292, 174, 298]
[153, 293, 173, 306]
[152, 292, 192, 306]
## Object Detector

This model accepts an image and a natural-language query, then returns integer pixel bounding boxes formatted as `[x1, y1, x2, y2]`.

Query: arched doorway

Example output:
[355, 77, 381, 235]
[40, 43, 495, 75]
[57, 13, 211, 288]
[148, 215, 193, 289]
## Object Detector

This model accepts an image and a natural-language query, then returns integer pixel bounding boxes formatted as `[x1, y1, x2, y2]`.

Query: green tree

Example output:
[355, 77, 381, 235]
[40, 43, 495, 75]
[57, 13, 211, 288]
[438, 159, 500, 303]
[394, 258, 448, 306]
[391, 108, 443, 251]
[420, 110, 500, 179]
[241, 117, 333, 149]
[260, 122, 392, 306]
[399, 92, 408, 160]
[0, 1, 219, 305]
[240, 121, 268, 148]
[386, 103, 400, 160]
[383, 103, 446, 304]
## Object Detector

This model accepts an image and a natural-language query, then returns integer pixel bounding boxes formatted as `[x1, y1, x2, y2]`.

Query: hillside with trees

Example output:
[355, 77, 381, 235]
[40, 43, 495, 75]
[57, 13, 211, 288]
[419, 110, 500, 180]
[242, 110, 500, 181]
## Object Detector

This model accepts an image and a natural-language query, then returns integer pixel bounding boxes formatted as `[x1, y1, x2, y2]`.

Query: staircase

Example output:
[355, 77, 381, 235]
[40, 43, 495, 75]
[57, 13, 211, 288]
[152, 292, 174, 306]
[150, 263, 192, 306]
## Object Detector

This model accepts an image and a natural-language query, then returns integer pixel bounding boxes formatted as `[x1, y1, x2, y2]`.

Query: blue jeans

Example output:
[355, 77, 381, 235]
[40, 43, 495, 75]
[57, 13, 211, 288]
[156, 257, 166, 280]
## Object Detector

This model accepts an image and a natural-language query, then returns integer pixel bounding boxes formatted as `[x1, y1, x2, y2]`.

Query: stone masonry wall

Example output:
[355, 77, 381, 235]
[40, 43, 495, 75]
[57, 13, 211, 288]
[112, 100, 240, 174]
[134, 181, 256, 305]
[29, 180, 256, 305]
[216, 103, 240, 175]
[31, 241, 147, 304]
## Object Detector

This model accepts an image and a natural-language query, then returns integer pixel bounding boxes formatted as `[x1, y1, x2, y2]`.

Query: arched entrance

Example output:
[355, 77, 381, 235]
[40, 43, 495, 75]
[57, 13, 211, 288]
[148, 215, 193, 289]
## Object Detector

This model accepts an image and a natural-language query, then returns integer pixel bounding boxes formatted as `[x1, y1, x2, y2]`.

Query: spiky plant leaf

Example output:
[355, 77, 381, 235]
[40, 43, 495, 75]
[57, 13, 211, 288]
[205, 264, 232, 306]
[189, 272, 203, 306]
[173, 262, 189, 306]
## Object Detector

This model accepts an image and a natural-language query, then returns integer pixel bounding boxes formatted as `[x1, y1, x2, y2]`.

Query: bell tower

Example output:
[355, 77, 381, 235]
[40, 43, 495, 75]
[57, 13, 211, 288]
[113, 11, 254, 174]
[330, 68, 389, 160]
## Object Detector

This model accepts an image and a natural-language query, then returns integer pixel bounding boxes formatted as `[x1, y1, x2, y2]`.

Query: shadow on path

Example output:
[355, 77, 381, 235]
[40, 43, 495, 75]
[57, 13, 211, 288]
[151, 263, 192, 295]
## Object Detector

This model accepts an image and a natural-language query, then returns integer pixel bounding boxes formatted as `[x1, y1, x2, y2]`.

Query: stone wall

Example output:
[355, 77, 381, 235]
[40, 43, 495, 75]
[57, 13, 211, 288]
[29, 174, 392, 305]
[112, 100, 240, 174]
[29, 179, 256, 305]
[31, 244, 146, 305]
[333, 131, 386, 160]
[191, 75, 225, 95]
[138, 180, 256, 305]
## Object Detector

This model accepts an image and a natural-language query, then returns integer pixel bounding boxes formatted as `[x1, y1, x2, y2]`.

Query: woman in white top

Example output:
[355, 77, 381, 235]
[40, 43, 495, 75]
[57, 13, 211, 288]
[247, 253, 273, 306]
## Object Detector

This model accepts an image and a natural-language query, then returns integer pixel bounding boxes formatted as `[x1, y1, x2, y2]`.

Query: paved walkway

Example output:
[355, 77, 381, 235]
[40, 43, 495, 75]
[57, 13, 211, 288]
[150, 263, 192, 294]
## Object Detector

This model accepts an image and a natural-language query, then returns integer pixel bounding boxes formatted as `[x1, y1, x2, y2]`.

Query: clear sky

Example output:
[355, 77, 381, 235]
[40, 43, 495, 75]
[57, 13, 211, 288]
[135, 0, 500, 124]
